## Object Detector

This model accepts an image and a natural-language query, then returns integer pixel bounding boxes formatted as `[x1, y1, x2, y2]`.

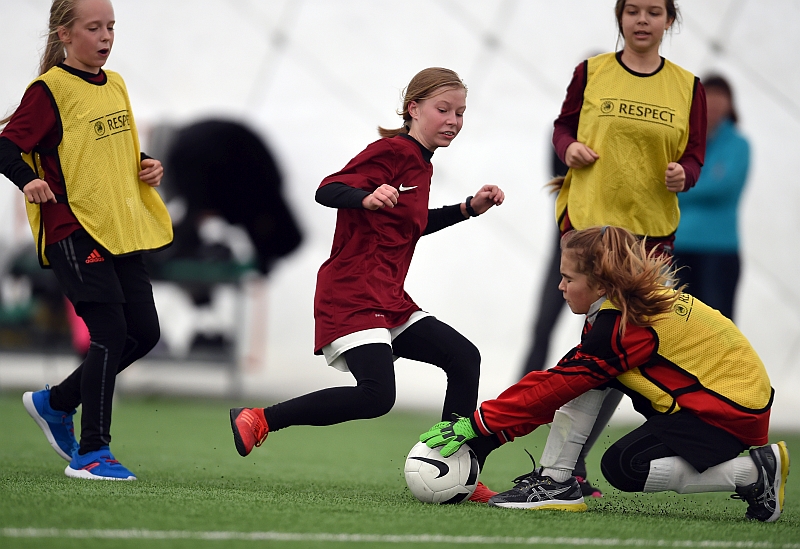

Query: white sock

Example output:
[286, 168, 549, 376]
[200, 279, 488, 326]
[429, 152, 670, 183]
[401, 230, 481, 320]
[643, 455, 758, 494]
[541, 467, 573, 482]
[539, 389, 606, 483]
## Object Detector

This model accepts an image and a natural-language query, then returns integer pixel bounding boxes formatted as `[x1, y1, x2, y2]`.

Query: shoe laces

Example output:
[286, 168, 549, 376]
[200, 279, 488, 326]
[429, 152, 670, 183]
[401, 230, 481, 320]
[60, 413, 76, 434]
[511, 450, 543, 486]
[243, 409, 268, 447]
[730, 484, 759, 505]
[730, 458, 770, 508]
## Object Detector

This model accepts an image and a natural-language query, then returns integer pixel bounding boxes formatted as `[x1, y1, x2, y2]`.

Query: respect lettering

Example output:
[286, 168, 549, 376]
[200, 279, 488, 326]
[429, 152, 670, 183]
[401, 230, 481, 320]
[106, 113, 129, 131]
[619, 103, 674, 123]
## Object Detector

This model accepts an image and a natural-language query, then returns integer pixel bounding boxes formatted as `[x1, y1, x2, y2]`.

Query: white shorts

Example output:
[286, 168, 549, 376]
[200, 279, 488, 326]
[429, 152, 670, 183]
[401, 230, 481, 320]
[322, 310, 433, 372]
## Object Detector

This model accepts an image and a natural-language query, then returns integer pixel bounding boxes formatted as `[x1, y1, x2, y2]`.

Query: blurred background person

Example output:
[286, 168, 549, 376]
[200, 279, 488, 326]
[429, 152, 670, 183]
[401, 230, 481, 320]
[674, 74, 749, 320]
[140, 119, 303, 364]
[161, 119, 303, 280]
[520, 51, 602, 384]
[520, 151, 567, 380]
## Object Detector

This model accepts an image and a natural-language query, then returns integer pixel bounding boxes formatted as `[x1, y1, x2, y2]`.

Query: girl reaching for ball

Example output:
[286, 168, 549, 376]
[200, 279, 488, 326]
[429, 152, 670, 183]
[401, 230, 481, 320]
[421, 225, 786, 522]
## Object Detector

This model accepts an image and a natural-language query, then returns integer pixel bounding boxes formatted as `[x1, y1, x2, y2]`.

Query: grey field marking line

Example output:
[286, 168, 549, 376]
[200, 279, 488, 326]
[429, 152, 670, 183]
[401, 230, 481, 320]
[2, 529, 799, 548]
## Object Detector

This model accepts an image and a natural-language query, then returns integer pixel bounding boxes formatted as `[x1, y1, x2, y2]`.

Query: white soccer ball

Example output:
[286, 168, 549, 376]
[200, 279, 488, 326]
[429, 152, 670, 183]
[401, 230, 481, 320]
[404, 441, 479, 504]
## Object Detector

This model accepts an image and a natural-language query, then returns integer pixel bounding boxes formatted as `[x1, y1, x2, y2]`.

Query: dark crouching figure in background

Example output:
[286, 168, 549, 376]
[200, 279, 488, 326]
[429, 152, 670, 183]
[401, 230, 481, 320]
[154, 119, 303, 280]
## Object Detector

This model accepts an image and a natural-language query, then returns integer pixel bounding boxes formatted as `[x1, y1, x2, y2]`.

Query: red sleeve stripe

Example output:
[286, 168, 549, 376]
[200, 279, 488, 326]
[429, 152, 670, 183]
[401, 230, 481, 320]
[474, 408, 521, 445]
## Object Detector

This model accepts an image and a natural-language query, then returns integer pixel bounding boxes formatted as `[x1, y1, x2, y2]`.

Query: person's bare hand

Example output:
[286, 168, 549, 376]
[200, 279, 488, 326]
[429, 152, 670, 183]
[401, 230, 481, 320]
[139, 158, 164, 187]
[23, 179, 56, 204]
[565, 142, 599, 169]
[362, 184, 399, 210]
[665, 162, 685, 193]
[466, 185, 504, 216]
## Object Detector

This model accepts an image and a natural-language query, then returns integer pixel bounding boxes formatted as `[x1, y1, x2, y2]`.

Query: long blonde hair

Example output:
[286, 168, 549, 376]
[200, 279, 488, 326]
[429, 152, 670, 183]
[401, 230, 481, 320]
[561, 226, 682, 334]
[545, 175, 565, 194]
[378, 67, 467, 138]
[1, 0, 82, 127]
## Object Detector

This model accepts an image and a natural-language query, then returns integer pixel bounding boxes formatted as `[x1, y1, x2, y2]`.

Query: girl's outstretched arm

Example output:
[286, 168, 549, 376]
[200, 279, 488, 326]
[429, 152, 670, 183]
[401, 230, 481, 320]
[464, 184, 504, 216]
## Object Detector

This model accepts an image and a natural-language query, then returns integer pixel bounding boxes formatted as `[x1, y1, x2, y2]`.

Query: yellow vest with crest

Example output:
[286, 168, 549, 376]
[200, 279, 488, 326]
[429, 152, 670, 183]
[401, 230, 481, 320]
[22, 66, 172, 265]
[603, 294, 772, 414]
[556, 53, 696, 237]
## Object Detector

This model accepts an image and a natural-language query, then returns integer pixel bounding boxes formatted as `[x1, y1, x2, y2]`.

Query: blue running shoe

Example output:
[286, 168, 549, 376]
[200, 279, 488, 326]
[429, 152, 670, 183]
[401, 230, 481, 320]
[22, 387, 78, 462]
[65, 446, 137, 481]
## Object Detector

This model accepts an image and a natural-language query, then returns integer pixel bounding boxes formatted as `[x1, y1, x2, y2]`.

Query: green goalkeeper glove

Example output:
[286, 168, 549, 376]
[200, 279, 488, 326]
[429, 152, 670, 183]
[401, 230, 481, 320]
[419, 416, 478, 457]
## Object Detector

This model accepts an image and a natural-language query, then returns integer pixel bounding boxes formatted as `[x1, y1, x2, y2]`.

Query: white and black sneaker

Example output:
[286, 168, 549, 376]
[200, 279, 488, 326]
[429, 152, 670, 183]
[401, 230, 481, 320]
[731, 441, 790, 522]
[488, 459, 587, 512]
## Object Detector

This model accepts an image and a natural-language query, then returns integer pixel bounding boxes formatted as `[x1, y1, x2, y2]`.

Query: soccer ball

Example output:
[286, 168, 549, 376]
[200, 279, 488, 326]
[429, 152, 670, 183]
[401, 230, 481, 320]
[404, 441, 479, 504]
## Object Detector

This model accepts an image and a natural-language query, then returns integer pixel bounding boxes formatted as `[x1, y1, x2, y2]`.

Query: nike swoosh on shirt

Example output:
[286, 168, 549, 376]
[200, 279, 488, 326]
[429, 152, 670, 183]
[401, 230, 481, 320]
[77, 109, 93, 120]
[399, 185, 418, 192]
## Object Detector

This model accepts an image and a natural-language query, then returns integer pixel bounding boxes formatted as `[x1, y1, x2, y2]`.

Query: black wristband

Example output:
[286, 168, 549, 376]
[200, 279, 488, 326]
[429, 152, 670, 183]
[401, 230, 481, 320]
[465, 195, 479, 217]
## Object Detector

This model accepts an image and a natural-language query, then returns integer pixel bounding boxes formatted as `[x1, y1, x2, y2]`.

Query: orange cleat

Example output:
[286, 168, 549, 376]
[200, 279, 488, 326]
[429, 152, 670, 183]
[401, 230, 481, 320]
[230, 407, 269, 457]
[469, 481, 498, 503]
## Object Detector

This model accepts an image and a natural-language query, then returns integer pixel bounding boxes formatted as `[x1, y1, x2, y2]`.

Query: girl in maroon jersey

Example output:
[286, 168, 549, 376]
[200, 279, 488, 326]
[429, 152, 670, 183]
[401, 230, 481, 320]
[230, 67, 503, 502]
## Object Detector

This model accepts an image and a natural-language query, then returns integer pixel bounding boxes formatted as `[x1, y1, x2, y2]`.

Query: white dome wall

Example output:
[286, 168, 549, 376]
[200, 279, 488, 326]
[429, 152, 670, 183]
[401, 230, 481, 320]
[1, 0, 798, 429]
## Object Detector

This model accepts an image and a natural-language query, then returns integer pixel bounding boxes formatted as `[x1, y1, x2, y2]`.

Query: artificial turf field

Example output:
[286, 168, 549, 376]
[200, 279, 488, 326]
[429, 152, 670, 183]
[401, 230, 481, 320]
[0, 392, 797, 549]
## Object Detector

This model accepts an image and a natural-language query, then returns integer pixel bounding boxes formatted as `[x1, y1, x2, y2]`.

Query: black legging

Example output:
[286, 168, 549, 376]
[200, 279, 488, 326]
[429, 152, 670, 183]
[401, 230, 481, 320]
[601, 412, 747, 492]
[263, 316, 480, 431]
[600, 428, 678, 492]
[49, 300, 160, 454]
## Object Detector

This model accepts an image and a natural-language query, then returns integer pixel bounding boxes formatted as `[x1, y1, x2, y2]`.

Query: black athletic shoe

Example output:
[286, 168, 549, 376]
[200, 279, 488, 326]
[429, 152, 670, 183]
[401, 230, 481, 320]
[731, 441, 789, 522]
[488, 458, 587, 511]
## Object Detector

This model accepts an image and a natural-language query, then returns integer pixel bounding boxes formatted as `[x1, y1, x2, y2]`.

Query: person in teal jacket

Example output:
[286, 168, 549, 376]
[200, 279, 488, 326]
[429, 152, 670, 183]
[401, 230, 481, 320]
[675, 74, 750, 319]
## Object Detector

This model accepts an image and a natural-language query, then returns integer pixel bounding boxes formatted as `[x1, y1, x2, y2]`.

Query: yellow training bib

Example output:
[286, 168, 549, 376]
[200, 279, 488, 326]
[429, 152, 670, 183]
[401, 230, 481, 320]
[556, 53, 696, 237]
[23, 67, 172, 264]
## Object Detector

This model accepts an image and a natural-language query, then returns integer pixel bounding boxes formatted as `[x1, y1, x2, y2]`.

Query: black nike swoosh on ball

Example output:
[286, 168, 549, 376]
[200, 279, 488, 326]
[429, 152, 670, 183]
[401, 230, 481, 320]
[409, 456, 449, 478]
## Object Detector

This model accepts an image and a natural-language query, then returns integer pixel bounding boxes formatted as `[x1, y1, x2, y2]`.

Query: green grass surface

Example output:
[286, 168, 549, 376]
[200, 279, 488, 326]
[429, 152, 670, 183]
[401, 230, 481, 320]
[0, 392, 797, 548]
